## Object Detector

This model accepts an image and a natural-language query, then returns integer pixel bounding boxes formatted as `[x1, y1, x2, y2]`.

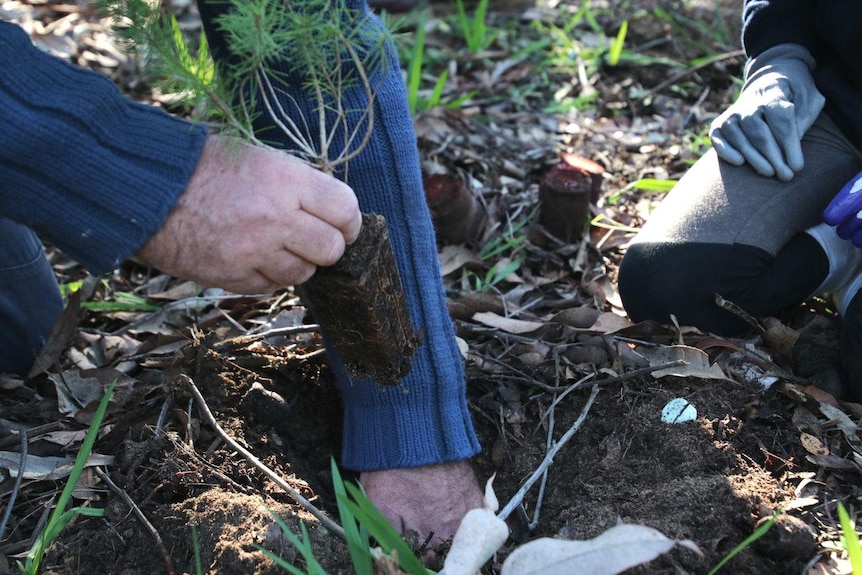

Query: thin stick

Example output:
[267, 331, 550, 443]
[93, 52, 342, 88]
[247, 324, 320, 338]
[567, 359, 689, 391]
[96, 468, 175, 575]
[211, 324, 320, 351]
[498, 385, 600, 521]
[181, 375, 345, 538]
[0, 421, 66, 450]
[0, 432, 27, 541]
[529, 387, 560, 531]
[480, 354, 686, 394]
[715, 293, 764, 334]
[154, 396, 172, 440]
[530, 353, 569, 529]
[646, 49, 745, 97]
[185, 397, 195, 450]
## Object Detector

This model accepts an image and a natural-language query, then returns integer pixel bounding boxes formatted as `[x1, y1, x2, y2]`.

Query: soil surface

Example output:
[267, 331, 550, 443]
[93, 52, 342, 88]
[1, 1, 860, 574]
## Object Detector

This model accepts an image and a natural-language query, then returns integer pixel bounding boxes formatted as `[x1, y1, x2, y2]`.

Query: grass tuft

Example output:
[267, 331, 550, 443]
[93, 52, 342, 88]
[18, 381, 115, 575]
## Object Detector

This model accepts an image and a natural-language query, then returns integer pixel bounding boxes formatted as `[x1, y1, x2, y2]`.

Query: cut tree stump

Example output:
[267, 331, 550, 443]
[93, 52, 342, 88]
[538, 153, 604, 244]
[424, 173, 488, 245]
[299, 213, 420, 385]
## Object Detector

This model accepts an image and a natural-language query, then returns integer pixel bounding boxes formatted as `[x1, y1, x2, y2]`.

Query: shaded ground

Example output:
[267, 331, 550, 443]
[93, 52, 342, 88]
[1, 0, 861, 574]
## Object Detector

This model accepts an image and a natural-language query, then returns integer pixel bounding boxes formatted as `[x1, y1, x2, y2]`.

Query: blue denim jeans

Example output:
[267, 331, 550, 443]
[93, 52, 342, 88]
[0, 218, 63, 375]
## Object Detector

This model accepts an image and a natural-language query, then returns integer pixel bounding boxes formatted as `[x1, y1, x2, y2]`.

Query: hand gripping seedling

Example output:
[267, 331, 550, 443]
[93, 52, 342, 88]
[99, 0, 419, 384]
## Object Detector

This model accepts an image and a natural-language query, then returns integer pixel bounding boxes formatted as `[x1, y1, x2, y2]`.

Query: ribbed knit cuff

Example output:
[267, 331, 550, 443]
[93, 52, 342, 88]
[196, 2, 480, 470]
[329, 35, 481, 471]
[0, 21, 208, 274]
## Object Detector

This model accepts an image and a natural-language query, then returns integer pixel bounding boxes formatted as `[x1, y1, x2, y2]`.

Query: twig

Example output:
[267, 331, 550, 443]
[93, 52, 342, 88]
[211, 324, 320, 351]
[646, 49, 745, 97]
[529, 363, 593, 529]
[567, 359, 688, 391]
[498, 385, 601, 521]
[476, 353, 563, 393]
[529, 385, 563, 531]
[0, 432, 27, 541]
[537, 372, 596, 433]
[153, 396, 172, 440]
[480, 353, 687, 394]
[185, 396, 195, 450]
[252, 324, 321, 338]
[0, 420, 66, 449]
[715, 293, 765, 334]
[180, 374, 345, 538]
[96, 468, 175, 575]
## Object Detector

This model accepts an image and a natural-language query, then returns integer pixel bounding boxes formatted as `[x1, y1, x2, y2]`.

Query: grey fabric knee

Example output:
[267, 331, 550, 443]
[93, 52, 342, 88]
[0, 218, 63, 375]
[629, 114, 861, 255]
[619, 113, 861, 333]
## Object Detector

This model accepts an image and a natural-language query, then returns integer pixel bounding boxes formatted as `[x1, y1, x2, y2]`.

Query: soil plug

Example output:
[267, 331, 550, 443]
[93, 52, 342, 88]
[538, 153, 604, 244]
[299, 213, 420, 385]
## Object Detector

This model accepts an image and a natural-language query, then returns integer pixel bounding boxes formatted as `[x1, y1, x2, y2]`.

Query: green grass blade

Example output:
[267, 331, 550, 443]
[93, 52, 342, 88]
[608, 20, 627, 66]
[634, 178, 678, 191]
[838, 503, 862, 573]
[707, 511, 779, 575]
[39, 507, 105, 550]
[443, 89, 476, 110]
[427, 68, 449, 110]
[454, 0, 474, 51]
[582, 0, 601, 33]
[191, 523, 203, 575]
[259, 507, 328, 575]
[486, 257, 524, 286]
[342, 482, 431, 575]
[254, 545, 309, 575]
[473, 0, 489, 50]
[330, 459, 373, 575]
[22, 381, 115, 573]
[407, 16, 427, 115]
[82, 293, 161, 312]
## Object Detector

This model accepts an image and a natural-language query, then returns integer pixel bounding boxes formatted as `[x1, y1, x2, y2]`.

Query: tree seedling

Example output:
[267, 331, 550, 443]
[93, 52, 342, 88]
[99, 0, 419, 384]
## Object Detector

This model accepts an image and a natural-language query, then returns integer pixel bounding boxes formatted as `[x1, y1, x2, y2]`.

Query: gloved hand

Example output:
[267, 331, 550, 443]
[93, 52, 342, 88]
[824, 170, 862, 246]
[709, 44, 825, 182]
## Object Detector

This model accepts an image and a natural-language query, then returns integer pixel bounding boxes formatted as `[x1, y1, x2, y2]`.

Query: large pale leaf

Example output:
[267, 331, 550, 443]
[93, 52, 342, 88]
[0, 451, 113, 480]
[472, 312, 544, 334]
[439, 244, 482, 276]
[501, 523, 701, 575]
[443, 508, 509, 575]
[640, 345, 728, 381]
[442, 475, 509, 575]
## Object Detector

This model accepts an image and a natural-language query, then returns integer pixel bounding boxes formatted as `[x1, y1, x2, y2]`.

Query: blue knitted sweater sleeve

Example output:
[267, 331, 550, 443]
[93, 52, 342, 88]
[0, 21, 208, 274]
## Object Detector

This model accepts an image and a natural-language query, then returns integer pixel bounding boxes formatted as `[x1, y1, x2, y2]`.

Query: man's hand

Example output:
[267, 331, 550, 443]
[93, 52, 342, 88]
[136, 135, 362, 294]
[360, 460, 484, 547]
[709, 44, 825, 181]
[824, 170, 862, 245]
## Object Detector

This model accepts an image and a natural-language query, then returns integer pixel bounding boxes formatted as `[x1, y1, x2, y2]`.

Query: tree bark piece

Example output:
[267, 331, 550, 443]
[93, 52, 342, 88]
[299, 213, 420, 385]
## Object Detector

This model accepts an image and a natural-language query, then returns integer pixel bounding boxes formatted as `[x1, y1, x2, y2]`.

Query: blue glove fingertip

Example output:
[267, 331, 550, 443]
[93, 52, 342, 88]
[824, 171, 862, 224]
[837, 217, 862, 241]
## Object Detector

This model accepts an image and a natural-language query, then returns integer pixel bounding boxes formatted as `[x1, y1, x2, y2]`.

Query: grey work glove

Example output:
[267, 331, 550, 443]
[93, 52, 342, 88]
[709, 44, 825, 181]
